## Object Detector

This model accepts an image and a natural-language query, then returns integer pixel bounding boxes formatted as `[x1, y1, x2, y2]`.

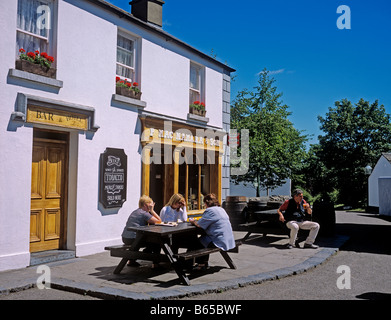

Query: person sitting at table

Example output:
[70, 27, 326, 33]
[121, 195, 162, 268]
[189, 193, 236, 270]
[160, 193, 188, 222]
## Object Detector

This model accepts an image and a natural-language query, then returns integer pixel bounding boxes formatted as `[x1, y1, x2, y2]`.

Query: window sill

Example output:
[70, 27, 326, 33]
[8, 68, 63, 89]
[187, 113, 209, 124]
[111, 94, 146, 109]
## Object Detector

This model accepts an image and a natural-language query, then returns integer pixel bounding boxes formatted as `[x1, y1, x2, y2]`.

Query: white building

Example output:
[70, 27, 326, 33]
[368, 153, 391, 214]
[0, 0, 234, 271]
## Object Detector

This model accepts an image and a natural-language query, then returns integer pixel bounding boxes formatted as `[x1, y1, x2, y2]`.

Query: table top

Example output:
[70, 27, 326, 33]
[127, 222, 198, 236]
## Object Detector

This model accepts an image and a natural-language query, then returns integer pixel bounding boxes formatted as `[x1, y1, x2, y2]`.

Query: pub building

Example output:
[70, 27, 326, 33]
[0, 0, 234, 271]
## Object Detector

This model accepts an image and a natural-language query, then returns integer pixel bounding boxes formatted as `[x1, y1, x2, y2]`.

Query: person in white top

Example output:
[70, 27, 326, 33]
[160, 193, 188, 222]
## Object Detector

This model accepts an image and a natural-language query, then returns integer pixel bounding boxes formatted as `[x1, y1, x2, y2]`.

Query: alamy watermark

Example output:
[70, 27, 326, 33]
[36, 265, 51, 289]
[141, 121, 249, 175]
[36, 5, 51, 30]
[336, 265, 351, 289]
[337, 5, 351, 30]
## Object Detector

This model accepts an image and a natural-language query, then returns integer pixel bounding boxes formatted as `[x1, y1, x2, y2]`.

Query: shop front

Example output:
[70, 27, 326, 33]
[139, 115, 225, 217]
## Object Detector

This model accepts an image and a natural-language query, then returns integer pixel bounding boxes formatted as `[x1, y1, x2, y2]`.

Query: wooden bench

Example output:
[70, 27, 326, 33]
[238, 221, 309, 243]
[173, 239, 242, 270]
[105, 239, 242, 276]
[104, 244, 169, 274]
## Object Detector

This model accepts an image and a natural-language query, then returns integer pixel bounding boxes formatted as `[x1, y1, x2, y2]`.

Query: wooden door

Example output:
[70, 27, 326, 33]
[30, 139, 67, 252]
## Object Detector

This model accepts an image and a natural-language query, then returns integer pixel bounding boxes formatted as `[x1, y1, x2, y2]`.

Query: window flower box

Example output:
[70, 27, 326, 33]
[115, 77, 142, 100]
[16, 49, 56, 79]
[189, 101, 206, 117]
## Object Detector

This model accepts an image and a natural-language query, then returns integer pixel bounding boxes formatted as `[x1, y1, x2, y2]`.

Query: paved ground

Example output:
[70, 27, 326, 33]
[2, 211, 384, 301]
[179, 211, 391, 300]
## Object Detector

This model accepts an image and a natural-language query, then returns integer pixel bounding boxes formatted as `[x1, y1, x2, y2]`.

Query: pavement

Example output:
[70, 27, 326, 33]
[0, 214, 350, 300]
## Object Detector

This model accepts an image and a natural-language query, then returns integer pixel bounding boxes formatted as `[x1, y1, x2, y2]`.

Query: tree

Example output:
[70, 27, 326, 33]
[316, 98, 391, 206]
[230, 69, 308, 196]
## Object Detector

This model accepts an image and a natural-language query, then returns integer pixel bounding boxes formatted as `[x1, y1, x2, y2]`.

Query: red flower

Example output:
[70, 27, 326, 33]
[193, 101, 200, 105]
[41, 52, 48, 58]
[27, 52, 36, 59]
[126, 82, 132, 87]
[19, 48, 25, 53]
[47, 56, 54, 63]
[35, 50, 39, 55]
[200, 102, 205, 107]
[133, 82, 138, 87]
[115, 76, 120, 82]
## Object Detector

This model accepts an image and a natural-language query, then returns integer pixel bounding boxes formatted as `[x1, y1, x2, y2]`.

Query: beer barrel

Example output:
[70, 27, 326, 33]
[248, 197, 268, 211]
[223, 196, 247, 230]
[312, 199, 336, 236]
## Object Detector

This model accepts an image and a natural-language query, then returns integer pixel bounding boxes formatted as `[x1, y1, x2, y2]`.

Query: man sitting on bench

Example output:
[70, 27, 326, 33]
[277, 189, 320, 249]
[188, 193, 236, 270]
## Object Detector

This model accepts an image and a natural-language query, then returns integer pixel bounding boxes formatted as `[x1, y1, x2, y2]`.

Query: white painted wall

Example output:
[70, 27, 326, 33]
[379, 177, 391, 216]
[368, 155, 391, 207]
[0, 0, 35, 270]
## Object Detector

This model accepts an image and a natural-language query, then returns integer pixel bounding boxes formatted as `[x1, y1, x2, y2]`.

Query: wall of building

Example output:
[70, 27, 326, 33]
[368, 156, 391, 207]
[0, 0, 231, 271]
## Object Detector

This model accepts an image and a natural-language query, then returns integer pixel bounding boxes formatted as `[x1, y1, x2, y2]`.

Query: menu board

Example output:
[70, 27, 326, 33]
[99, 148, 127, 208]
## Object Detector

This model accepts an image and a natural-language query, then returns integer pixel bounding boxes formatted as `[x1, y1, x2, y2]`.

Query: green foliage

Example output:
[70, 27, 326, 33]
[231, 69, 308, 196]
[305, 98, 391, 206]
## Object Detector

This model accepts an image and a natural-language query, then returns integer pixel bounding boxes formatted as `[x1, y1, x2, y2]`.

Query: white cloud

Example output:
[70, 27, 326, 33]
[268, 68, 286, 75]
[258, 68, 295, 76]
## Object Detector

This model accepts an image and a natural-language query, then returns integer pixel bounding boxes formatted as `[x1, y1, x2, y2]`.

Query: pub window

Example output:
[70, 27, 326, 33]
[178, 152, 213, 212]
[148, 147, 218, 214]
[116, 31, 137, 82]
[189, 62, 204, 105]
[16, 0, 55, 62]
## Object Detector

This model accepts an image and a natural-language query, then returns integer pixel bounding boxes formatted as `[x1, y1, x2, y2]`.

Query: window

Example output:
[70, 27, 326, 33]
[178, 153, 212, 211]
[116, 32, 136, 82]
[189, 62, 204, 105]
[16, 0, 54, 61]
[146, 147, 218, 213]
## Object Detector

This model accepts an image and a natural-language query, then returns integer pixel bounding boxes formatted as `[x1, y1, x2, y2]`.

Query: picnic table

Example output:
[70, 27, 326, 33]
[105, 222, 241, 286]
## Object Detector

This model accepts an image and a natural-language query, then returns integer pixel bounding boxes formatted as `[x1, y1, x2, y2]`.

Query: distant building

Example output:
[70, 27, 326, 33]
[368, 153, 391, 211]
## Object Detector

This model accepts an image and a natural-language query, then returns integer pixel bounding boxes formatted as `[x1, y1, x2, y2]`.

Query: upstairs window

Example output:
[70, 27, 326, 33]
[16, 0, 54, 61]
[189, 62, 204, 105]
[116, 32, 136, 82]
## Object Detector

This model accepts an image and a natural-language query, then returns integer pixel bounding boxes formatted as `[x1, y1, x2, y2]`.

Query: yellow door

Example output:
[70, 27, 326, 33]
[30, 139, 67, 252]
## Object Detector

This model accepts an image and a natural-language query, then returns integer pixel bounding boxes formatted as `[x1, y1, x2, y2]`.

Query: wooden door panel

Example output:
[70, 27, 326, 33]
[44, 208, 61, 241]
[46, 147, 63, 199]
[30, 209, 42, 243]
[31, 146, 45, 199]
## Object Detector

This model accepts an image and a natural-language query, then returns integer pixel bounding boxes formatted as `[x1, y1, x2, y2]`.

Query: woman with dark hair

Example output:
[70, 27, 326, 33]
[189, 193, 235, 270]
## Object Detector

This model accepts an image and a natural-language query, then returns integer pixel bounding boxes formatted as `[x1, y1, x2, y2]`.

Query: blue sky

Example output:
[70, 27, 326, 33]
[108, 0, 391, 146]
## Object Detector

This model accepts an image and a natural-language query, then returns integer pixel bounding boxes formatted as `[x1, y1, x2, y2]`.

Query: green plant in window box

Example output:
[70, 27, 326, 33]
[16, 48, 56, 78]
[189, 101, 206, 116]
[115, 77, 142, 100]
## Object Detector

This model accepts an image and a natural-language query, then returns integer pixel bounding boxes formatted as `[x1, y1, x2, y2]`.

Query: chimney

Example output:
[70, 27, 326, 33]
[130, 0, 165, 27]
